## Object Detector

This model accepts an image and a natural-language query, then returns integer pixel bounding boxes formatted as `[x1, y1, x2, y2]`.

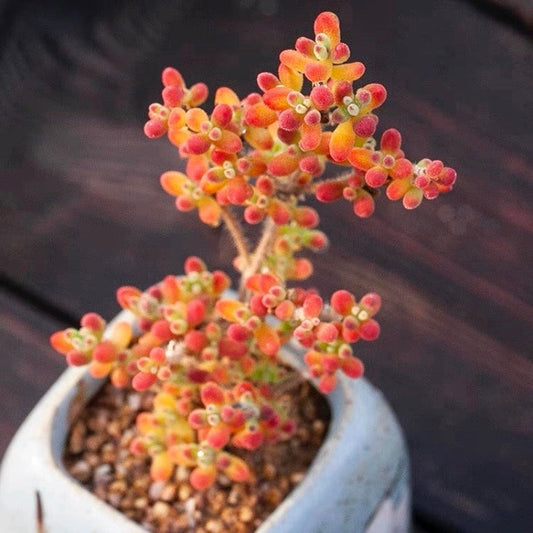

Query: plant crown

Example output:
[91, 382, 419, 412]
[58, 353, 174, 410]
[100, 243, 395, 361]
[51, 12, 456, 489]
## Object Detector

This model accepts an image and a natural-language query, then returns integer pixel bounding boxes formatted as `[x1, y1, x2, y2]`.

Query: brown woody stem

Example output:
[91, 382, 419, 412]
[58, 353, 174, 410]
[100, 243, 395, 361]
[220, 206, 251, 269]
[307, 170, 354, 194]
[272, 369, 309, 396]
[239, 217, 277, 297]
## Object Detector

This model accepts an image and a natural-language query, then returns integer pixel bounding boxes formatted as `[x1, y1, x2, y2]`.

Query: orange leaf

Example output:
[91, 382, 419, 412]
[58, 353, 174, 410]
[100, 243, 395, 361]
[390, 158, 413, 180]
[136, 412, 157, 434]
[186, 108, 209, 131]
[160, 171, 188, 197]
[214, 129, 243, 154]
[107, 321, 132, 349]
[348, 148, 374, 171]
[168, 444, 198, 467]
[198, 196, 221, 227]
[245, 273, 280, 293]
[88, 360, 113, 378]
[386, 177, 411, 201]
[262, 86, 291, 111]
[222, 455, 251, 482]
[110, 366, 129, 388]
[267, 151, 299, 177]
[201, 381, 225, 405]
[161, 275, 181, 303]
[206, 425, 231, 449]
[278, 63, 303, 91]
[330, 120, 355, 162]
[190, 465, 217, 490]
[279, 49, 308, 72]
[244, 103, 278, 128]
[168, 107, 186, 129]
[168, 128, 189, 147]
[403, 187, 423, 210]
[331, 62, 365, 82]
[244, 126, 274, 151]
[187, 155, 209, 181]
[255, 323, 280, 357]
[299, 122, 322, 152]
[314, 11, 340, 47]
[150, 452, 173, 482]
[365, 83, 387, 111]
[138, 331, 164, 348]
[215, 299, 247, 322]
[304, 60, 332, 83]
[215, 87, 240, 106]
[291, 258, 313, 280]
[50, 331, 72, 355]
[116, 286, 142, 311]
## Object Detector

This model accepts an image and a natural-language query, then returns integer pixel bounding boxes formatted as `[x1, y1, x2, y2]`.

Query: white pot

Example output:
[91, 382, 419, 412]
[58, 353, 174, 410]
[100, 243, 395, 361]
[0, 310, 411, 532]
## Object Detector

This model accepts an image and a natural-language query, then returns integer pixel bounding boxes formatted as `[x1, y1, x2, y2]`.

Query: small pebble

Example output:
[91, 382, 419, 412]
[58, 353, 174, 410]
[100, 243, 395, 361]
[70, 460, 92, 483]
[128, 393, 142, 411]
[107, 492, 122, 507]
[109, 480, 127, 494]
[290, 471, 306, 485]
[93, 464, 111, 484]
[217, 473, 231, 487]
[313, 419, 325, 435]
[133, 497, 148, 510]
[107, 420, 121, 438]
[264, 487, 282, 506]
[152, 501, 170, 520]
[85, 452, 100, 468]
[101, 443, 117, 463]
[220, 507, 235, 525]
[178, 483, 192, 501]
[148, 481, 165, 501]
[161, 483, 177, 502]
[263, 463, 276, 480]
[175, 465, 189, 482]
[205, 518, 224, 532]
[133, 475, 150, 492]
[119, 497, 134, 511]
[239, 506, 254, 523]
[86, 434, 106, 452]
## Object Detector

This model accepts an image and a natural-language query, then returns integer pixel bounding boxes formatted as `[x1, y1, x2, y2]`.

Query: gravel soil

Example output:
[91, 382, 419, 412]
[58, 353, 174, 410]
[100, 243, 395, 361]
[64, 381, 330, 532]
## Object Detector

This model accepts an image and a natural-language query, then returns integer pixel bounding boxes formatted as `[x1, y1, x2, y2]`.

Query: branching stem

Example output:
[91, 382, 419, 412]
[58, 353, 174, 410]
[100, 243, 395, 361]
[306, 170, 354, 194]
[239, 217, 277, 297]
[272, 369, 310, 396]
[220, 206, 251, 269]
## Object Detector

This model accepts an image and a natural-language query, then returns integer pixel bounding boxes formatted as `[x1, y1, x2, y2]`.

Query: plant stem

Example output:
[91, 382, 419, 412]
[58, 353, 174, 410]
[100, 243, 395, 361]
[239, 217, 277, 297]
[272, 369, 309, 396]
[220, 206, 251, 269]
[307, 171, 352, 194]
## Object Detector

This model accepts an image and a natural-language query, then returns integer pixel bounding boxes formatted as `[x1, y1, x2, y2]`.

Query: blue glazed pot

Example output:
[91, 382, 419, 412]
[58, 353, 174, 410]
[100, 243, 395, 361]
[0, 310, 410, 532]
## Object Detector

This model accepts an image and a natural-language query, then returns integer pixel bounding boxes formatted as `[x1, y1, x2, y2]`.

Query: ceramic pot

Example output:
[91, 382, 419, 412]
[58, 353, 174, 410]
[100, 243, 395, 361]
[0, 310, 411, 532]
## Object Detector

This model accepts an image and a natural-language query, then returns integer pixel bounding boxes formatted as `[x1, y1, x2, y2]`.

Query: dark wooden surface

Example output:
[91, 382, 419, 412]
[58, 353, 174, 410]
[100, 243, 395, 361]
[1, 1, 532, 532]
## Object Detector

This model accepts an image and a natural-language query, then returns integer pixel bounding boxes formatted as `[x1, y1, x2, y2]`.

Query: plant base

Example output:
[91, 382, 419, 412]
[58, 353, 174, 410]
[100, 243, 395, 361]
[0, 325, 411, 532]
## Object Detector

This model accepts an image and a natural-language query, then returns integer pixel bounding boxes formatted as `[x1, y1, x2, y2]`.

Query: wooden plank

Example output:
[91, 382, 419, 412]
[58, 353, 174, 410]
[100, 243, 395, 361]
[470, 0, 533, 30]
[0, 290, 65, 459]
[313, 252, 533, 532]
[1, 0, 532, 531]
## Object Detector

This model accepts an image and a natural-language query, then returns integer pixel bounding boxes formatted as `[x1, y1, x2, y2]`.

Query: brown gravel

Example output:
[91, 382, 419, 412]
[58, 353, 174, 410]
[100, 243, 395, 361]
[64, 381, 330, 532]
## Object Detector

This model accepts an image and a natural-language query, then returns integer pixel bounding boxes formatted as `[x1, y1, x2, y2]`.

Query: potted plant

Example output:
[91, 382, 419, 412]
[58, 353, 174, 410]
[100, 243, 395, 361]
[0, 11, 456, 532]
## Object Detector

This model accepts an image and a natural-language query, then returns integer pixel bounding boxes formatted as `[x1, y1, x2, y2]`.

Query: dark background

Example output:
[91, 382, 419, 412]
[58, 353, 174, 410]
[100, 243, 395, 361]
[1, 1, 532, 531]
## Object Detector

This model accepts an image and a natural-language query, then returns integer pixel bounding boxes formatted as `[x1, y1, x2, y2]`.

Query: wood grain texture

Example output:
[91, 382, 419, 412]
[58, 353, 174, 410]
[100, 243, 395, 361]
[0, 291, 65, 459]
[471, 0, 533, 30]
[1, 0, 532, 531]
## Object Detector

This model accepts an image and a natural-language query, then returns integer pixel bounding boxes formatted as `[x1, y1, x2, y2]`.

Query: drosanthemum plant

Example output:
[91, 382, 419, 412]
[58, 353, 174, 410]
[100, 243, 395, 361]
[51, 11, 456, 492]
